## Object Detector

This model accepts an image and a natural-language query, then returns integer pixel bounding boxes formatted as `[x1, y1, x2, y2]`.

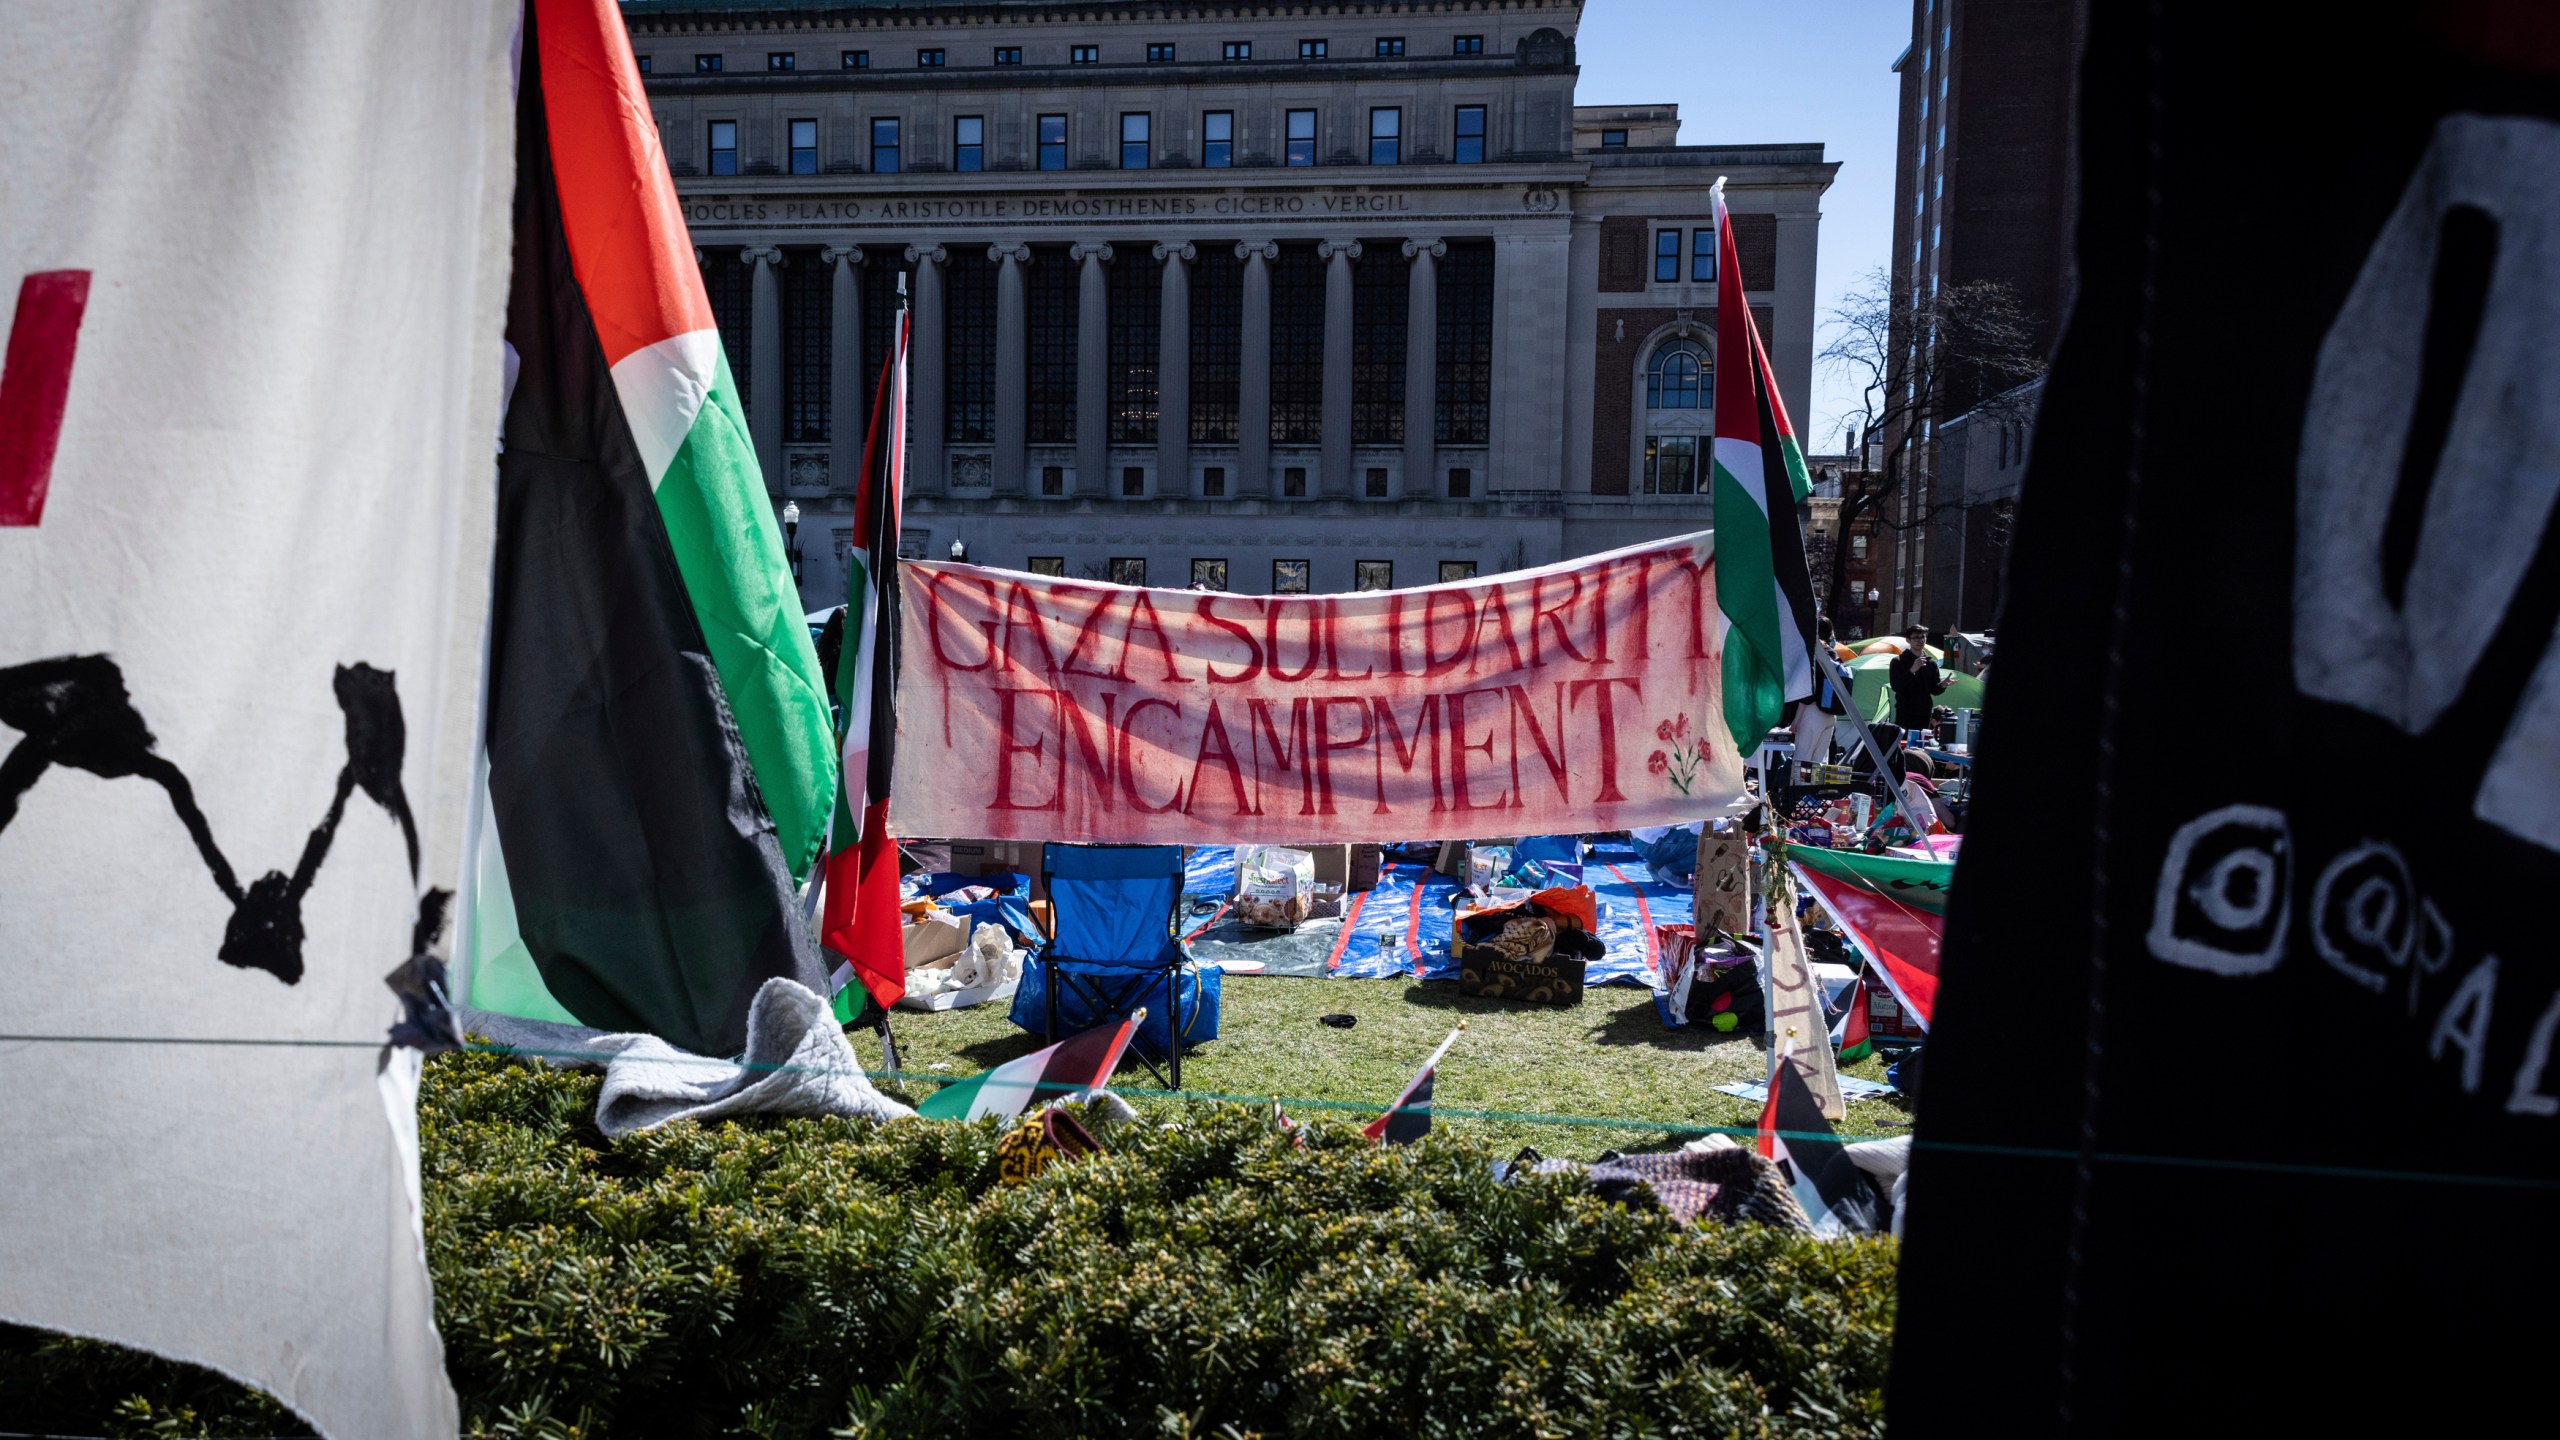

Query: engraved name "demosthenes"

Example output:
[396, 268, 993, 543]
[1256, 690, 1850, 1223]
[684, 191, 1426, 224]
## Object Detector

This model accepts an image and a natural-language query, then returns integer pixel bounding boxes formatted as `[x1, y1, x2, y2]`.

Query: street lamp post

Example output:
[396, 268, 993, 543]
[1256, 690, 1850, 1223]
[782, 500, 801, 587]
[949, 538, 967, 563]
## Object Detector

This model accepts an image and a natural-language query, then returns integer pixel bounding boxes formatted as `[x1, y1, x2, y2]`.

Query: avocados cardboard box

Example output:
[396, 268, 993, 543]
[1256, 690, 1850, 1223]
[1452, 887, 1604, 1007]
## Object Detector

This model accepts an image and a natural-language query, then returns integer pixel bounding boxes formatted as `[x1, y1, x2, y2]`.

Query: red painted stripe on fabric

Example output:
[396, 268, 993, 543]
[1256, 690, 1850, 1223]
[1601, 862, 1661, 972]
[1324, 880, 1375, 973]
[1183, 897, 1232, 943]
[0, 270, 89, 527]
[536, 0, 715, 367]
[1407, 865, 1429, 977]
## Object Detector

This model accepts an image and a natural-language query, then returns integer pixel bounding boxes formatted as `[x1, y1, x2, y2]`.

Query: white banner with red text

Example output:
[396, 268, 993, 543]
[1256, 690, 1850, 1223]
[890, 532, 1744, 844]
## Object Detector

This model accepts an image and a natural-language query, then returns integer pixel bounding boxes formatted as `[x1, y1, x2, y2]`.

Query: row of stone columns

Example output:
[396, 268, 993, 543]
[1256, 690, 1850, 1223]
[738, 238, 1461, 500]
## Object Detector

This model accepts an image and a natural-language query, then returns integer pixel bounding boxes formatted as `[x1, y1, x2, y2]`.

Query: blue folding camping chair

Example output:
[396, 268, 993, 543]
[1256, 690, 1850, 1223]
[1008, 844, 1220, 1087]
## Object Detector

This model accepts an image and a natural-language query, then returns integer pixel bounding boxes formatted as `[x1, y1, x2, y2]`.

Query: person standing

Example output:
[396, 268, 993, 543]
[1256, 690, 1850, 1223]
[1889, 626, 1950, 733]
[1791, 616, 1849, 779]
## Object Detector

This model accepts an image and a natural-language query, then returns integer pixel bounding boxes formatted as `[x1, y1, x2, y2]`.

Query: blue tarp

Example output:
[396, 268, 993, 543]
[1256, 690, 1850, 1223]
[1171, 841, 1696, 988]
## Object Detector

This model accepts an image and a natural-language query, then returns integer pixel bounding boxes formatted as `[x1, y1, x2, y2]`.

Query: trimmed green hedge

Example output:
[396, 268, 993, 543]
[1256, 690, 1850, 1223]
[4, 1050, 1897, 1438]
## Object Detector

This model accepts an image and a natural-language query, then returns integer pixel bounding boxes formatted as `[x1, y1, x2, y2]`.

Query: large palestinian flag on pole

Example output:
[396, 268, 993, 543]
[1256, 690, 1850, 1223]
[1710, 180, 1822, 755]
[1788, 844, 1948, 1030]
[465, 0, 838, 1057]
[822, 315, 911, 1022]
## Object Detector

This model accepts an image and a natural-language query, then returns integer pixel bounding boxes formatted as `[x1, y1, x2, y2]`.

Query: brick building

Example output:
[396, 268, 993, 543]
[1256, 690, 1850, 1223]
[1881, 0, 2082, 634]
[624, 0, 1835, 601]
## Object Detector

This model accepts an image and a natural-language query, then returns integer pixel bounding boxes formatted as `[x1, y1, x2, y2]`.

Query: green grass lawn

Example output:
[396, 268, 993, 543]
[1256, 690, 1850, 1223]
[861, 973, 1912, 1159]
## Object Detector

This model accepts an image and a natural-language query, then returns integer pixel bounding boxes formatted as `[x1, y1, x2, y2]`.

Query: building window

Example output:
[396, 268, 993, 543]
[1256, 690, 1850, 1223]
[635, 54, 652, 75]
[784, 247, 831, 443]
[994, 47, 1022, 66]
[1109, 249, 1161, 442]
[1693, 228, 1717, 282]
[1121, 468, 1146, 497]
[1285, 109, 1317, 165]
[1364, 467, 1389, 497]
[870, 118, 900, 174]
[1852, 534, 1869, 560]
[1273, 559, 1310, 592]
[1448, 467, 1472, 497]
[708, 120, 738, 175]
[1270, 245, 1324, 443]
[1192, 558, 1228, 590]
[1202, 466, 1226, 497]
[1369, 107, 1401, 165]
[789, 119, 817, 174]
[1299, 39, 1328, 59]
[1436, 241, 1493, 444]
[1120, 112, 1151, 169]
[1202, 110, 1234, 168]
[953, 116, 984, 172]
[695, 53, 722, 73]
[1440, 561, 1478, 583]
[861, 256, 907, 401]
[1601, 129, 1629, 148]
[1041, 466, 1065, 496]
[702, 249, 753, 415]
[768, 51, 795, 71]
[1110, 557, 1147, 586]
[1644, 435, 1701, 495]
[1355, 560, 1393, 591]
[917, 49, 944, 67]
[1453, 105, 1486, 163]
[944, 250, 994, 443]
[1037, 114, 1067, 171]
[1655, 229, 1682, 283]
[1190, 246, 1241, 442]
[1071, 44, 1099, 65]
[843, 50, 868, 69]
[1028, 247, 1078, 443]
[1353, 248, 1407, 444]
[1028, 556, 1066, 576]
[1224, 41, 1251, 61]
[1282, 466, 1308, 498]
[1454, 35, 1484, 54]
[1147, 42, 1176, 63]
[1647, 340, 1709, 409]
[1376, 37, 1405, 56]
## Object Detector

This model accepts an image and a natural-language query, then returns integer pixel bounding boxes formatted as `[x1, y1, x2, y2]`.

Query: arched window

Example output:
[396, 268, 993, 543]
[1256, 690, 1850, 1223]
[1646, 340, 1710, 409]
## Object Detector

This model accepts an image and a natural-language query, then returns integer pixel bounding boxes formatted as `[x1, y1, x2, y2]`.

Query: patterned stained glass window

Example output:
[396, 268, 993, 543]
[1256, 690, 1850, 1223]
[1355, 560, 1393, 590]
[1028, 556, 1065, 575]
[943, 249, 994, 443]
[1191, 558, 1227, 589]
[702, 250, 753, 414]
[1108, 249, 1160, 443]
[1351, 246, 1406, 444]
[1027, 246, 1078, 443]
[1269, 244, 1324, 444]
[783, 248, 830, 442]
[1189, 245, 1241, 443]
[1435, 241, 1492, 443]
[1273, 559, 1310, 592]
[1110, 557, 1146, 585]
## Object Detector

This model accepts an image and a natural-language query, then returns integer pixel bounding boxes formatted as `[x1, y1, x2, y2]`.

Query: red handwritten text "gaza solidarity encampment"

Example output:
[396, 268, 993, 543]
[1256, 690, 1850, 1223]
[890, 534, 1741, 846]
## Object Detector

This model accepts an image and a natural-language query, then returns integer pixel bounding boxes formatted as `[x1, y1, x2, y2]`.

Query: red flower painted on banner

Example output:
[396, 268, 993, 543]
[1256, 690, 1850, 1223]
[1647, 750, 1670, 777]
[1656, 720, 1675, 742]
[1673, 713, 1692, 740]
[1654, 714, 1711, 796]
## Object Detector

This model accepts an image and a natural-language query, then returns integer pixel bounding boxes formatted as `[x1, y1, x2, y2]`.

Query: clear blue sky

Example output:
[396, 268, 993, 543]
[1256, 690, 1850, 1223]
[1576, 0, 1909, 451]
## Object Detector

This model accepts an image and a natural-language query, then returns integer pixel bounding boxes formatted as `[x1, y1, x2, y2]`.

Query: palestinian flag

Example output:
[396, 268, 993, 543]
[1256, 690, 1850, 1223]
[1788, 845, 1949, 1030]
[822, 319, 911, 1024]
[1711, 180, 1822, 756]
[465, 0, 838, 1057]
[1755, 1049, 1879, 1233]
[1831, 975, 1876, 1064]
[1364, 1027, 1463, 1145]
[916, 1016, 1137, 1121]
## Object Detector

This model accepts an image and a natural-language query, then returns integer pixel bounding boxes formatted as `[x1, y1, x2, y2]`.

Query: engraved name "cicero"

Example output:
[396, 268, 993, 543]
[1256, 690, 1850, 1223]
[685, 191, 1425, 224]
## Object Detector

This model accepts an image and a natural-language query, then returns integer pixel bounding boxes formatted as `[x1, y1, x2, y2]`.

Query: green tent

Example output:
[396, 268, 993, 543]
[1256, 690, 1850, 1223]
[1845, 651, 1988, 723]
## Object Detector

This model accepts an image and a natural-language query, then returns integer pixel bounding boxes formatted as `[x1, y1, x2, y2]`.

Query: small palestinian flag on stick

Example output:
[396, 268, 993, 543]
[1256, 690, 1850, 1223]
[1365, 1024, 1464, 1145]
[916, 1014, 1138, 1122]
[1832, 976, 1875, 1065]
[1755, 1045, 1880, 1233]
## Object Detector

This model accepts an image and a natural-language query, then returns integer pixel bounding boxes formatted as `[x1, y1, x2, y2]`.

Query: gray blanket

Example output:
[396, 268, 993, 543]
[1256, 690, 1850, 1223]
[463, 978, 913, 1137]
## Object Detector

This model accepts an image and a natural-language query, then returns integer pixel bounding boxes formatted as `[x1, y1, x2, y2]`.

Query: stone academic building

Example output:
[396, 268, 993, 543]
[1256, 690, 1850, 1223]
[626, 0, 1835, 600]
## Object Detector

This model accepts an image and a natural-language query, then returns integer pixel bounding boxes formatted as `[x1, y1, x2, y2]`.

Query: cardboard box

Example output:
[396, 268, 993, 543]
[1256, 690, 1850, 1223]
[1457, 947, 1587, 1006]
[1348, 842, 1382, 893]
[1307, 843, 1349, 890]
